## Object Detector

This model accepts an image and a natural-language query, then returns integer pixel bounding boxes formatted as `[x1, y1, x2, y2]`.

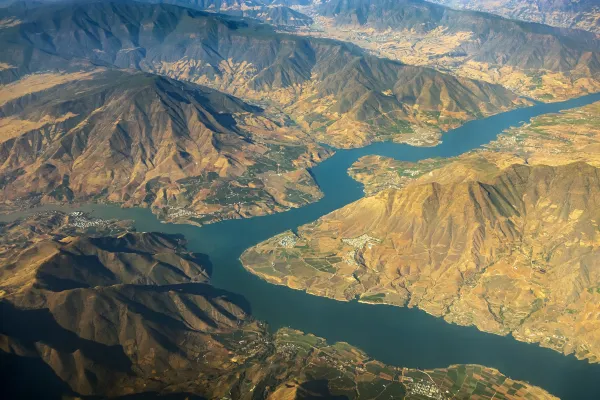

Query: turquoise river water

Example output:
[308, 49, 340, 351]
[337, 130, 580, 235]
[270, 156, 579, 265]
[4, 93, 600, 399]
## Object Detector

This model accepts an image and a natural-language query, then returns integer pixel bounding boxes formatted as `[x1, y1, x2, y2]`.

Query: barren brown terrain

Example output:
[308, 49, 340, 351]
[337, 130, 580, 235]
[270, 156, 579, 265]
[242, 101, 600, 363]
[0, 1, 526, 149]
[0, 211, 554, 399]
[431, 0, 600, 34]
[293, 0, 600, 101]
[0, 68, 330, 225]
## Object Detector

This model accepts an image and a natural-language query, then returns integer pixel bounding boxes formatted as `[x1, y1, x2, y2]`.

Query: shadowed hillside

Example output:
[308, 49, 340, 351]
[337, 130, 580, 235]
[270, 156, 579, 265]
[242, 101, 600, 364]
[0, 68, 329, 223]
[292, 0, 600, 100]
[431, 0, 600, 34]
[0, 0, 525, 148]
[0, 211, 557, 399]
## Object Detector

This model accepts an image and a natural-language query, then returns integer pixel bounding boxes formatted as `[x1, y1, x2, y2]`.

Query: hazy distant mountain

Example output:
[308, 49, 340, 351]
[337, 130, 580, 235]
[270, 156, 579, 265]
[0, 0, 315, 26]
[317, 0, 600, 77]
[239, 3, 314, 26]
[430, 0, 600, 34]
[147, 0, 315, 26]
[295, 0, 600, 101]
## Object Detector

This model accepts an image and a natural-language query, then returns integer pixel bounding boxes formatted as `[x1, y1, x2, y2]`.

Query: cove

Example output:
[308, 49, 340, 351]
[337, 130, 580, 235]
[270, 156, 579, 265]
[4, 93, 600, 399]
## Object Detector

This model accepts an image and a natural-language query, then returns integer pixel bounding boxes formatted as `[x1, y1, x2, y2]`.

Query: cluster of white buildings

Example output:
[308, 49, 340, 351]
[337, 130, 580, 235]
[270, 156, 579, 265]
[342, 233, 380, 249]
[408, 381, 444, 399]
[67, 211, 110, 229]
[278, 234, 297, 248]
[166, 207, 203, 219]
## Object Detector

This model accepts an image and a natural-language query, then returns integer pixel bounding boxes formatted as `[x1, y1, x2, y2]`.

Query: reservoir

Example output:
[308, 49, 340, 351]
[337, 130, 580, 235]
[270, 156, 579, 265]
[4, 93, 600, 399]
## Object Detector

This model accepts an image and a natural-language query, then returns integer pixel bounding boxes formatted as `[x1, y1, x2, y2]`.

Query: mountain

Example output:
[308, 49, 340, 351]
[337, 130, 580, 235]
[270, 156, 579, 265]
[148, 0, 315, 27]
[0, 221, 210, 296]
[293, 0, 600, 101]
[0, 211, 258, 398]
[0, 0, 525, 149]
[0, 0, 315, 27]
[0, 211, 556, 399]
[430, 0, 600, 34]
[240, 3, 314, 26]
[242, 100, 600, 364]
[0, 67, 330, 224]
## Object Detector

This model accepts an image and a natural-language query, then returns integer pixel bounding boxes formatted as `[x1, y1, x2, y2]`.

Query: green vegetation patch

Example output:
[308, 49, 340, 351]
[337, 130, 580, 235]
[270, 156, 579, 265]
[177, 172, 220, 200]
[587, 287, 600, 295]
[357, 379, 390, 399]
[360, 293, 386, 303]
[526, 71, 543, 88]
[204, 184, 270, 205]
[304, 258, 336, 273]
[285, 188, 314, 204]
[381, 119, 414, 135]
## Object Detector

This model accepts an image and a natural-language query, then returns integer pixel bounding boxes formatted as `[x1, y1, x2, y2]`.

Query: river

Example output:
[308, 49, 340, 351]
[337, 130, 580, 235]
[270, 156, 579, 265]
[4, 93, 600, 399]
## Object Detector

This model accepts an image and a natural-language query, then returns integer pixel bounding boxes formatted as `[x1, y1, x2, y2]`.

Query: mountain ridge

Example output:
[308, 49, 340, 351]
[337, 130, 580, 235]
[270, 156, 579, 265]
[241, 100, 600, 363]
[430, 0, 600, 34]
[0, 211, 556, 399]
[0, 0, 526, 148]
[0, 67, 329, 224]
[291, 0, 600, 101]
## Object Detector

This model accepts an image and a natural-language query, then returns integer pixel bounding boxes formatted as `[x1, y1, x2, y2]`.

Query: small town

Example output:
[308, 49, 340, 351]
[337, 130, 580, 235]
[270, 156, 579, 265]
[67, 211, 112, 229]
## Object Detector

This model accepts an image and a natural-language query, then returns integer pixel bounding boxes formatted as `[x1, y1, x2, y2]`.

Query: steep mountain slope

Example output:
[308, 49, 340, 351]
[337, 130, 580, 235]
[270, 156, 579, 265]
[294, 0, 600, 100]
[431, 0, 600, 34]
[149, 0, 315, 27]
[0, 0, 525, 148]
[243, 162, 600, 364]
[0, 229, 210, 297]
[241, 3, 314, 26]
[0, 67, 329, 223]
[0, 0, 315, 27]
[242, 101, 600, 364]
[350, 100, 600, 196]
[0, 211, 555, 399]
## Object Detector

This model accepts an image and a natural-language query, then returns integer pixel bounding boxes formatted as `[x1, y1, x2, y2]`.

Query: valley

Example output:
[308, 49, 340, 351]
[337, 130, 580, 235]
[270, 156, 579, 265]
[0, 210, 555, 399]
[0, 0, 535, 227]
[430, 0, 600, 34]
[3, 91, 600, 400]
[291, 0, 600, 101]
[242, 100, 600, 365]
[0, 67, 330, 225]
[2, 1, 600, 398]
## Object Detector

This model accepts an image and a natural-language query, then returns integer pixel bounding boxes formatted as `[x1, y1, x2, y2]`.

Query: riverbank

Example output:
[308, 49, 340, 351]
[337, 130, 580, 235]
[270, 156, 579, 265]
[4, 92, 600, 399]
